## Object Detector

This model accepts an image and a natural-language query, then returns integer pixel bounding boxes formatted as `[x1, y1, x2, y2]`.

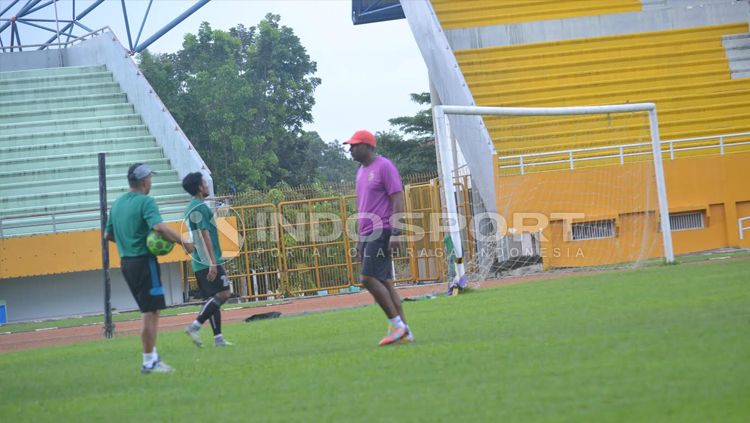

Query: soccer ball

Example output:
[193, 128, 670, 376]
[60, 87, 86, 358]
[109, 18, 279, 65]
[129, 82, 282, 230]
[146, 230, 175, 256]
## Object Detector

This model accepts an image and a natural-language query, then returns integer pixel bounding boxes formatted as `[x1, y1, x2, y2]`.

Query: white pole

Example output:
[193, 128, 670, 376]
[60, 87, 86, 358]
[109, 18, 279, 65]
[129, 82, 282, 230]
[649, 108, 675, 263]
[739, 216, 750, 240]
[434, 107, 465, 281]
[440, 103, 657, 117]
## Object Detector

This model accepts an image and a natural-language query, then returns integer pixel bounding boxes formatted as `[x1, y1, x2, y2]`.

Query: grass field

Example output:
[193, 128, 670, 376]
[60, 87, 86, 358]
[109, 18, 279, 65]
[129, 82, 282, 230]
[1, 258, 748, 422]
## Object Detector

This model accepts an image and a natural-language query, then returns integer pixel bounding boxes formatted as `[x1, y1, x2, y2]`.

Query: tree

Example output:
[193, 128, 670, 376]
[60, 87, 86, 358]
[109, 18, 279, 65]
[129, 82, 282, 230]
[138, 15, 320, 193]
[311, 132, 358, 184]
[377, 92, 437, 174]
[375, 130, 436, 175]
[388, 92, 433, 143]
[277, 131, 356, 186]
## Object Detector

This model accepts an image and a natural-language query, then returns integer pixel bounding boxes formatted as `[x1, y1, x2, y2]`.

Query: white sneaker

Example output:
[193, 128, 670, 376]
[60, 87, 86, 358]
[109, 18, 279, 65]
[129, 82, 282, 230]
[141, 360, 175, 374]
[215, 337, 234, 347]
[185, 325, 203, 348]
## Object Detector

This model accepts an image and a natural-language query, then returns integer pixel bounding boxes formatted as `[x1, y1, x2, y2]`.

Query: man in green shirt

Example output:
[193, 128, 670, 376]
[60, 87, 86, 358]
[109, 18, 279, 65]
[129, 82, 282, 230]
[182, 172, 233, 347]
[105, 163, 194, 374]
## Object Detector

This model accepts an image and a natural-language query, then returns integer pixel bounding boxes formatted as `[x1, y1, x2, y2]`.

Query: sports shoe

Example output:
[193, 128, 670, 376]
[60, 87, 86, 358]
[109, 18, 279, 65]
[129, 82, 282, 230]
[214, 338, 234, 347]
[141, 360, 175, 374]
[379, 325, 407, 346]
[185, 324, 203, 348]
[387, 324, 415, 343]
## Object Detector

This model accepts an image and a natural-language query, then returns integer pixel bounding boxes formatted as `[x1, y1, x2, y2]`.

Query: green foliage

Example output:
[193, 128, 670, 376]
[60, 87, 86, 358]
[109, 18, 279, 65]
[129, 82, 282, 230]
[140, 19, 435, 191]
[375, 130, 437, 175]
[388, 92, 434, 143]
[138, 16, 320, 193]
[1, 259, 749, 421]
[378, 92, 437, 174]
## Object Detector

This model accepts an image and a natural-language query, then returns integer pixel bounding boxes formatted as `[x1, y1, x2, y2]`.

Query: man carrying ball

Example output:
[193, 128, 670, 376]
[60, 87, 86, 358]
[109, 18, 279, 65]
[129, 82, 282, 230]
[105, 163, 194, 374]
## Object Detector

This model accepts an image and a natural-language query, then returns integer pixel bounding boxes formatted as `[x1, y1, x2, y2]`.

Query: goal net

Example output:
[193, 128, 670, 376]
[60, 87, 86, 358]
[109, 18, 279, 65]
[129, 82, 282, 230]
[434, 104, 674, 283]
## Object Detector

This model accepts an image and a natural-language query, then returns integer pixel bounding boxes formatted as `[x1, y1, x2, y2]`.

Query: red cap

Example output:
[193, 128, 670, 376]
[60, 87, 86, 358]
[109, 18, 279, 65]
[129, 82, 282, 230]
[343, 130, 376, 147]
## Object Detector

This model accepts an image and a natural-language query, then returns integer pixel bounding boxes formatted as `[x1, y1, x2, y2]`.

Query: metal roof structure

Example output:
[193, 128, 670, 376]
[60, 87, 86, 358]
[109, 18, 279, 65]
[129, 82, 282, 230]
[0, 0, 209, 53]
[352, 0, 404, 25]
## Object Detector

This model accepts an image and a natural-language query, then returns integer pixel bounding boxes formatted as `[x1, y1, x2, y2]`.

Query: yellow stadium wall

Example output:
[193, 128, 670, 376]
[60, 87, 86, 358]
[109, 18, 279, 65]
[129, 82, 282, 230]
[0, 219, 225, 279]
[496, 152, 750, 268]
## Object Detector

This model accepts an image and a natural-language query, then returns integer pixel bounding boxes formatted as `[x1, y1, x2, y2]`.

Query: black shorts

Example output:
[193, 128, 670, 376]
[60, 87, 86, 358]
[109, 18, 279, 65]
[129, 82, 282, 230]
[121, 256, 166, 313]
[195, 265, 231, 298]
[357, 229, 393, 283]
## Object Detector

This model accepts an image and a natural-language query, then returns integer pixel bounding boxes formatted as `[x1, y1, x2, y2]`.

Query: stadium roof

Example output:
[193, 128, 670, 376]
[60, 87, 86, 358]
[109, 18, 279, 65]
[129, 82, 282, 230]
[352, 0, 404, 25]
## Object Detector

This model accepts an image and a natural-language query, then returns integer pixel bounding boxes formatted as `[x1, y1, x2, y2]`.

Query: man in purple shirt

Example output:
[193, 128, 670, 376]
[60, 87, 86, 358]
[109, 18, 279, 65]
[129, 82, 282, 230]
[345, 130, 414, 345]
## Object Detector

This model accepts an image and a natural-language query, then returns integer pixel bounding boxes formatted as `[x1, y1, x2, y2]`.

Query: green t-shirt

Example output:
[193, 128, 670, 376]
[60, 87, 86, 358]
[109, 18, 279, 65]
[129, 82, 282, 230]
[184, 197, 223, 272]
[105, 191, 163, 258]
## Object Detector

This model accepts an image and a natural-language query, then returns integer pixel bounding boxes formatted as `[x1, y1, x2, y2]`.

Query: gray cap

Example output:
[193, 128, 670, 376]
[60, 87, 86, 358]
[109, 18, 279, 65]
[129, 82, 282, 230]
[127, 163, 158, 181]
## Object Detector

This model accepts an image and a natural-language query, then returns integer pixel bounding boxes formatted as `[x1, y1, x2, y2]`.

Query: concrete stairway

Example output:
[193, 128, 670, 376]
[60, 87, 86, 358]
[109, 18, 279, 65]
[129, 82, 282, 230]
[0, 65, 190, 237]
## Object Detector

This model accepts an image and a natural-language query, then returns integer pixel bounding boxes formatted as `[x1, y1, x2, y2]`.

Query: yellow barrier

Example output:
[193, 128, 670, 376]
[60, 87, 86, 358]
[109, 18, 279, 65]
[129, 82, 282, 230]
[3, 180, 477, 295]
[279, 197, 353, 296]
[0, 221, 189, 279]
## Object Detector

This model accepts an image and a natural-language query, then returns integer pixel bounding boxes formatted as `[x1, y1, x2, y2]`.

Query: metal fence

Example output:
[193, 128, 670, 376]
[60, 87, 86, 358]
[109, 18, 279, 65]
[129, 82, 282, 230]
[183, 175, 474, 300]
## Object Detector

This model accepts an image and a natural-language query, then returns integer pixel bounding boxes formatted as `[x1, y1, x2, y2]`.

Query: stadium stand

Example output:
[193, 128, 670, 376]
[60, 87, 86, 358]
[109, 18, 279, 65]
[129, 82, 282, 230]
[400, 0, 750, 268]
[455, 23, 750, 167]
[0, 32, 208, 321]
[0, 65, 188, 237]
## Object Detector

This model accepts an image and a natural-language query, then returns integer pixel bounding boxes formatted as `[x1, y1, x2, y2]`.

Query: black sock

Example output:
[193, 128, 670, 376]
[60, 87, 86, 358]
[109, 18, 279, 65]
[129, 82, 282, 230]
[209, 309, 222, 336]
[197, 298, 220, 324]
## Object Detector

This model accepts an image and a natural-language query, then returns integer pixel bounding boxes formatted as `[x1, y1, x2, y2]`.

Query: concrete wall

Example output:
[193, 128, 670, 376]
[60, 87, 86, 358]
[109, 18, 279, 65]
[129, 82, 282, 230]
[0, 49, 62, 72]
[0, 262, 183, 322]
[496, 152, 750, 268]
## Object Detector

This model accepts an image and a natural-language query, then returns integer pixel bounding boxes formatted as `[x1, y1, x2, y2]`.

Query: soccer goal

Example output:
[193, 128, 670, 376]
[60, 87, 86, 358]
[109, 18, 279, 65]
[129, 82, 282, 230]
[433, 103, 675, 282]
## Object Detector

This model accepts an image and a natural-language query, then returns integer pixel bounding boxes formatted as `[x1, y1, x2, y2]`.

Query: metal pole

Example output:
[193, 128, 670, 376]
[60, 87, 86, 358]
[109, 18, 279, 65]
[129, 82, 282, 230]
[134, 0, 210, 53]
[119, 0, 133, 52]
[38, 0, 103, 49]
[134, 0, 154, 49]
[98, 153, 114, 338]
[52, 0, 62, 66]
[648, 109, 675, 263]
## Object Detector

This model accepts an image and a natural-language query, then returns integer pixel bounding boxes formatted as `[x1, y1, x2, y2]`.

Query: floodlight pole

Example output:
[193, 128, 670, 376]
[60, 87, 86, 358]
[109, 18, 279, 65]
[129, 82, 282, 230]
[98, 153, 114, 338]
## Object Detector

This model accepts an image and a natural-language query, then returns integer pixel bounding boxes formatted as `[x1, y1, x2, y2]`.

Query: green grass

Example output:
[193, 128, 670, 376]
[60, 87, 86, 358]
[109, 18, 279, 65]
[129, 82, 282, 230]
[1, 259, 748, 422]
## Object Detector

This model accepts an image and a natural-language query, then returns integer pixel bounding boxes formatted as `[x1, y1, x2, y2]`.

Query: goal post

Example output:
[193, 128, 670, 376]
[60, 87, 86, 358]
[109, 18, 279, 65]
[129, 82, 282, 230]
[433, 103, 675, 282]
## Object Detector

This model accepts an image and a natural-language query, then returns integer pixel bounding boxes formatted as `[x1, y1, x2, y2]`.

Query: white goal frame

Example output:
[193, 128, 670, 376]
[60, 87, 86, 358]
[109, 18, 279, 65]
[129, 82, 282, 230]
[433, 103, 675, 281]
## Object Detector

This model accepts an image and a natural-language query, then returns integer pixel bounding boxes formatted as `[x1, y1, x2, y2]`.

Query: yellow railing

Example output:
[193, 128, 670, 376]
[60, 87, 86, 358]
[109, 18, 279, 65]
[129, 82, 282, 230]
[183, 177, 474, 299]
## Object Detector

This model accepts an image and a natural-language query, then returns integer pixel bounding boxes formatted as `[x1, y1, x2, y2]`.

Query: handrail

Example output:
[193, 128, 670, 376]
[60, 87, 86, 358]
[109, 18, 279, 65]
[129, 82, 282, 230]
[499, 131, 750, 174]
[0, 197, 190, 222]
[0, 197, 197, 237]
[0, 26, 112, 53]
